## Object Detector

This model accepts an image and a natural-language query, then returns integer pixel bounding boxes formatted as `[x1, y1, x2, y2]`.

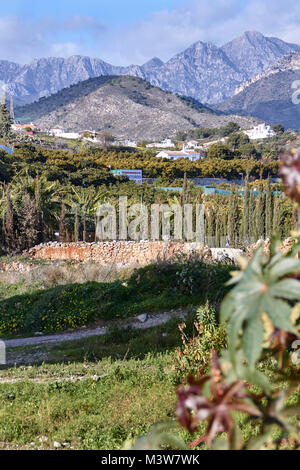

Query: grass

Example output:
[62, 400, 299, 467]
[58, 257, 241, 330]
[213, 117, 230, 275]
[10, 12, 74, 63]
[1, 257, 296, 450]
[0, 318, 191, 450]
[1, 317, 298, 450]
[0, 260, 232, 337]
[0, 356, 179, 450]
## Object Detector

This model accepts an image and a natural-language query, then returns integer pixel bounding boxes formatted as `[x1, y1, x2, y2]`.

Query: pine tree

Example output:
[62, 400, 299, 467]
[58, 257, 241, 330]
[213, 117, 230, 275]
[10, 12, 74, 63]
[0, 103, 12, 138]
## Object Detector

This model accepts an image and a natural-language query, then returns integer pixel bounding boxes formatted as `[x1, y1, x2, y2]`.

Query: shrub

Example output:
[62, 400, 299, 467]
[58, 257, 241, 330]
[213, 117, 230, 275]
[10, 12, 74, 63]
[172, 302, 227, 378]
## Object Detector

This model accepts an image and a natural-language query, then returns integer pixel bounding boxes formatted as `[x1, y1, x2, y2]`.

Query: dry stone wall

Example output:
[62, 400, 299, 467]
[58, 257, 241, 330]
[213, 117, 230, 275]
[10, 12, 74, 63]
[27, 241, 242, 266]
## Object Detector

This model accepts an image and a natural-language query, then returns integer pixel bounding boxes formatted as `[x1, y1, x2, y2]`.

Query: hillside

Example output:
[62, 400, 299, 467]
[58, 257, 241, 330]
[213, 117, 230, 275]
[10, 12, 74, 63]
[217, 52, 300, 131]
[1, 31, 299, 106]
[15, 76, 259, 140]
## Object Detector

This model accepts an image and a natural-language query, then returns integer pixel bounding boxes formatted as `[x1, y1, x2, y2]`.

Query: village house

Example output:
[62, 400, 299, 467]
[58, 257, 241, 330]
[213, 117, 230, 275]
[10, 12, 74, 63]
[116, 139, 138, 148]
[49, 126, 80, 139]
[12, 123, 38, 133]
[185, 140, 201, 149]
[156, 146, 205, 162]
[146, 138, 175, 149]
[244, 123, 276, 140]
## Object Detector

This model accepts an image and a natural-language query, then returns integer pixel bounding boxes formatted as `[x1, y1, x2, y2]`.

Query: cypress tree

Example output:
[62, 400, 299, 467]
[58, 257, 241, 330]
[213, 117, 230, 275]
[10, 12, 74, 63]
[205, 207, 215, 247]
[181, 172, 188, 205]
[221, 211, 227, 248]
[273, 195, 282, 238]
[241, 173, 250, 245]
[227, 190, 240, 247]
[265, 175, 273, 239]
[249, 191, 256, 243]
[215, 215, 221, 248]
[254, 183, 265, 241]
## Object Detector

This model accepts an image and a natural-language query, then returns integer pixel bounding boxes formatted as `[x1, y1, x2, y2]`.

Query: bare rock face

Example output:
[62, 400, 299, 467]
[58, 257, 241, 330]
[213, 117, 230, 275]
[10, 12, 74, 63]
[221, 31, 299, 81]
[2, 31, 299, 106]
[217, 51, 300, 131]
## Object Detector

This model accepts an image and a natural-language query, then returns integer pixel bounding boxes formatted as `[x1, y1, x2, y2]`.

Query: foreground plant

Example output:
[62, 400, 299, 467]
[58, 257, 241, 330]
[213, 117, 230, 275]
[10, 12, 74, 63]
[221, 238, 300, 369]
[172, 302, 227, 377]
[176, 351, 261, 448]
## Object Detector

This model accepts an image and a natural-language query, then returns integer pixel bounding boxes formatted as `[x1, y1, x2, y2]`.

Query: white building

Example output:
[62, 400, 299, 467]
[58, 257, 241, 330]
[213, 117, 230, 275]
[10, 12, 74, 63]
[186, 140, 201, 149]
[49, 126, 80, 139]
[116, 139, 138, 148]
[147, 139, 175, 149]
[156, 147, 205, 162]
[244, 123, 276, 140]
[49, 126, 65, 136]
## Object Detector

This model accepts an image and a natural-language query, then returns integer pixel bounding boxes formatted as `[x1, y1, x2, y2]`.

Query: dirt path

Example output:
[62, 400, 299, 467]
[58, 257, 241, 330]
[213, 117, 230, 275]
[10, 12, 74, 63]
[4, 308, 187, 349]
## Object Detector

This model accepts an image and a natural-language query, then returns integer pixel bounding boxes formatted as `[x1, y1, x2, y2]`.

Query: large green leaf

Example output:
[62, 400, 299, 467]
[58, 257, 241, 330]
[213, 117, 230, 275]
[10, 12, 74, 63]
[221, 240, 300, 367]
[269, 258, 300, 280]
[269, 278, 300, 300]
[262, 296, 297, 333]
[242, 315, 264, 367]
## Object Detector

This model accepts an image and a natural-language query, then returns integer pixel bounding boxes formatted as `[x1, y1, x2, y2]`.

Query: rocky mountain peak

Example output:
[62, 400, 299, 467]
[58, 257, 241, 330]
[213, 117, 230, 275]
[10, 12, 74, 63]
[1, 31, 299, 106]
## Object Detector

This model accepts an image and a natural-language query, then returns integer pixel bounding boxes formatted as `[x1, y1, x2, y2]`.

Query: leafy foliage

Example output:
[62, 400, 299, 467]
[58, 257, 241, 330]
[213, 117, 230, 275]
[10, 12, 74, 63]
[221, 239, 300, 367]
[172, 303, 227, 377]
[0, 261, 232, 336]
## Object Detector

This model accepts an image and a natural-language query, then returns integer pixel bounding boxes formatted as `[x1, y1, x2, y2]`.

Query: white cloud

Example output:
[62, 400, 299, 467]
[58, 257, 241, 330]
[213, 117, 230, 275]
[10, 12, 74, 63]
[63, 15, 105, 35]
[50, 42, 82, 58]
[0, 1, 299, 65]
[0, 14, 105, 63]
[98, 0, 300, 65]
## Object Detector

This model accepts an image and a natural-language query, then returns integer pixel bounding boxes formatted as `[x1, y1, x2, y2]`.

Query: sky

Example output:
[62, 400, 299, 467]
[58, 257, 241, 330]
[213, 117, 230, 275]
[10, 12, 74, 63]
[0, 0, 299, 65]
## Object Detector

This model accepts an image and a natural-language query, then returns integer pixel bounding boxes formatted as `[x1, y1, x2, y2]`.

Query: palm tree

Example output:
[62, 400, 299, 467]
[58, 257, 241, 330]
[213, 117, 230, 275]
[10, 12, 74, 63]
[8, 172, 61, 240]
[68, 186, 103, 241]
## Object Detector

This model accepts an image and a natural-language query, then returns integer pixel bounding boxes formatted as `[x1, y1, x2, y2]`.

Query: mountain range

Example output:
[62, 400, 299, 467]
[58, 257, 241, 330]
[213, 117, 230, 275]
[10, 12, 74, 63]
[15, 75, 259, 141]
[2, 31, 299, 106]
[217, 52, 300, 131]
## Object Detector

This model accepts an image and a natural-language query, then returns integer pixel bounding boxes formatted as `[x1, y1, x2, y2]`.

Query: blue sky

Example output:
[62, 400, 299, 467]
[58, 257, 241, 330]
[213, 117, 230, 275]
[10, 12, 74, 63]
[0, 0, 298, 64]
[2, 1, 184, 25]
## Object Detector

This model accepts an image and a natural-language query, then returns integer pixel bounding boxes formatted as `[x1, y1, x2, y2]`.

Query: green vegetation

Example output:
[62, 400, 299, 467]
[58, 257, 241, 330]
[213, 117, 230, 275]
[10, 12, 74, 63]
[0, 138, 294, 254]
[0, 341, 181, 450]
[0, 300, 298, 450]
[0, 103, 12, 139]
[177, 121, 241, 140]
[0, 260, 232, 336]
